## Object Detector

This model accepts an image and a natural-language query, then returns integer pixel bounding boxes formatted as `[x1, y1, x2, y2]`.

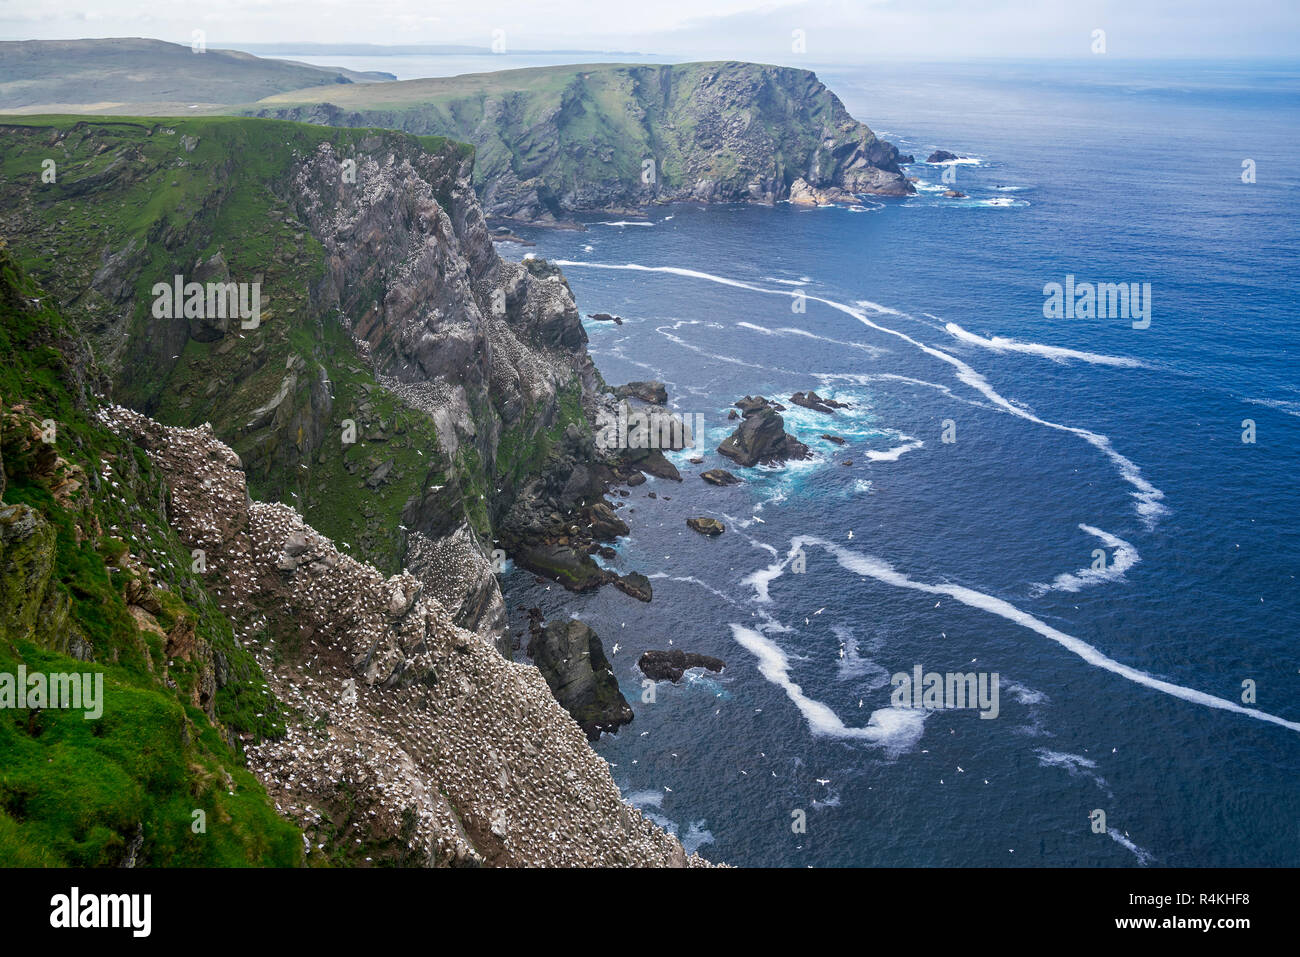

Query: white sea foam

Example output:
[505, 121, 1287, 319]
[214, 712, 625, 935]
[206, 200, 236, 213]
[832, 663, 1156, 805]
[749, 537, 1300, 734]
[735, 321, 890, 357]
[1243, 396, 1300, 419]
[553, 261, 1168, 526]
[864, 437, 924, 462]
[1108, 828, 1154, 865]
[1035, 748, 1113, 796]
[624, 789, 665, 809]
[1003, 680, 1047, 706]
[832, 626, 891, 685]
[594, 220, 654, 227]
[681, 821, 716, 855]
[854, 298, 904, 316]
[1031, 524, 1140, 595]
[730, 624, 927, 751]
[946, 322, 1145, 368]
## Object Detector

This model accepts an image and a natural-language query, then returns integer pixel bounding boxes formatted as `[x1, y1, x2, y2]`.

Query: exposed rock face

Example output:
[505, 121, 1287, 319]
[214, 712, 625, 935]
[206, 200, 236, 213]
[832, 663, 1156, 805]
[527, 617, 634, 741]
[686, 517, 725, 536]
[587, 312, 623, 325]
[100, 403, 700, 866]
[718, 398, 811, 467]
[701, 468, 741, 486]
[612, 571, 653, 603]
[927, 150, 961, 163]
[615, 381, 669, 405]
[252, 61, 914, 221]
[790, 390, 849, 414]
[639, 650, 726, 683]
[0, 118, 644, 656]
[788, 178, 857, 207]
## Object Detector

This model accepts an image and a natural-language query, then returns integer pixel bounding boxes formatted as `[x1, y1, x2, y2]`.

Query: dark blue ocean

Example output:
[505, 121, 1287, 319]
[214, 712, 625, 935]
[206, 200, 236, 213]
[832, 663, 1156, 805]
[497, 58, 1300, 867]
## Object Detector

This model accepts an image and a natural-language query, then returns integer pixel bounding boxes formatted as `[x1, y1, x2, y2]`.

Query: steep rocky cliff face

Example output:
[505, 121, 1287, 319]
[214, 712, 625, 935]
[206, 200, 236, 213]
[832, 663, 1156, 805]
[251, 60, 914, 221]
[0, 116, 616, 657]
[98, 404, 699, 866]
[0, 200, 704, 866]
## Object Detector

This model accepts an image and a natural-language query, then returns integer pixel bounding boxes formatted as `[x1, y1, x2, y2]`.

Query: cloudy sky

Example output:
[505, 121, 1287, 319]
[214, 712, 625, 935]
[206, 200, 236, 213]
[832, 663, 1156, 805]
[2, 0, 1297, 59]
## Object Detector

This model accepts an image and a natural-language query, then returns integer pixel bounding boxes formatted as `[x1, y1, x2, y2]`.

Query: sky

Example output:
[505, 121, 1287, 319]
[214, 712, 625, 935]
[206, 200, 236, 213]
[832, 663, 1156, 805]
[1, 0, 1298, 60]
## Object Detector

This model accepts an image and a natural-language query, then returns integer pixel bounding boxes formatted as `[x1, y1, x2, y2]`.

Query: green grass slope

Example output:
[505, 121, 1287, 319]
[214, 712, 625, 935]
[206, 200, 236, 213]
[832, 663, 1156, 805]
[0, 241, 303, 866]
[0, 38, 393, 114]
[0, 116, 478, 575]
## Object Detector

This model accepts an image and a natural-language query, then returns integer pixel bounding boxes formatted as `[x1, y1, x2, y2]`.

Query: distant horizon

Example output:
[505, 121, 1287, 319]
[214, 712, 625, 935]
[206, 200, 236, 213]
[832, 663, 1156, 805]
[3, 0, 1298, 60]
[6, 36, 1300, 66]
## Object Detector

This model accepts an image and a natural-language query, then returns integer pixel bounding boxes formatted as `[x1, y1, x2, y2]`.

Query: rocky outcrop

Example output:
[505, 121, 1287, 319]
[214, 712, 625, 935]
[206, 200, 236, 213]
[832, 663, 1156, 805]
[612, 571, 653, 603]
[790, 390, 849, 414]
[686, 517, 725, 536]
[927, 150, 961, 163]
[638, 650, 726, 683]
[718, 397, 811, 468]
[788, 178, 857, 207]
[615, 381, 669, 405]
[701, 468, 741, 486]
[527, 615, 634, 741]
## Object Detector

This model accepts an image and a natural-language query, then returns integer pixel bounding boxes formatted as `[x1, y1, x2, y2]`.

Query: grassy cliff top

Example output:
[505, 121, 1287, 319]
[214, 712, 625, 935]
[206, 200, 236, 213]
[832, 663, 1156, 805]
[0, 37, 393, 115]
[254, 59, 811, 108]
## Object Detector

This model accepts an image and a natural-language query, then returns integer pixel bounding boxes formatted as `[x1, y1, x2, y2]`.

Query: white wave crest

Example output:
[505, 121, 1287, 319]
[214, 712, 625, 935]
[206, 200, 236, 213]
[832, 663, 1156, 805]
[1031, 524, 1140, 595]
[552, 261, 1168, 527]
[945, 322, 1145, 368]
[865, 437, 924, 462]
[747, 536, 1300, 734]
[730, 624, 927, 751]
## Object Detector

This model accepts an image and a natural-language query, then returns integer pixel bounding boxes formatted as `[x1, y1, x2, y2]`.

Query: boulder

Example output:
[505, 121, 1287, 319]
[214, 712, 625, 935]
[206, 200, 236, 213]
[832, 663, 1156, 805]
[588, 501, 630, 541]
[614, 381, 668, 404]
[613, 571, 652, 603]
[717, 407, 810, 467]
[686, 517, 725, 536]
[700, 468, 741, 486]
[638, 649, 726, 683]
[789, 390, 849, 414]
[527, 618, 633, 740]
